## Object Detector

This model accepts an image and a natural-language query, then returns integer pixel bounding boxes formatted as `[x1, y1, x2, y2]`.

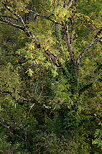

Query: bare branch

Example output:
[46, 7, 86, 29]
[2, 2, 31, 37]
[44, 49, 62, 67]
[69, 18, 75, 44]
[44, 50, 67, 76]
[3, 2, 26, 27]
[80, 112, 102, 120]
[81, 110, 102, 120]
[28, 10, 62, 25]
[38, 14, 62, 25]
[0, 17, 24, 30]
[65, 22, 76, 65]
[76, 37, 102, 64]
[0, 15, 18, 21]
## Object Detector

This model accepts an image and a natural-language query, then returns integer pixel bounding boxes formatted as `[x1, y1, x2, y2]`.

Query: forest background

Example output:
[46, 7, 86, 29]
[0, 0, 102, 153]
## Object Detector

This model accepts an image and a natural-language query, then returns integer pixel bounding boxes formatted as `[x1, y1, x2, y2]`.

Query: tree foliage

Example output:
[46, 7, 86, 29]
[0, 0, 102, 153]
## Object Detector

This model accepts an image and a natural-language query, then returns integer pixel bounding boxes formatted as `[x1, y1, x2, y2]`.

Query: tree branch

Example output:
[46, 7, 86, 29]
[76, 37, 102, 64]
[3, 2, 25, 27]
[79, 83, 93, 95]
[0, 121, 25, 141]
[67, 0, 74, 9]
[79, 78, 101, 95]
[80, 112, 102, 120]
[0, 17, 24, 30]
[69, 18, 75, 44]
[28, 10, 62, 25]
[65, 22, 76, 65]
[44, 50, 67, 76]
[38, 14, 62, 25]
[64, 0, 74, 10]
[0, 15, 18, 21]
[2, 2, 31, 37]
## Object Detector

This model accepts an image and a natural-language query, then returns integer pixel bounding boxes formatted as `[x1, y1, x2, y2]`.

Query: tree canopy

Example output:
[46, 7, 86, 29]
[0, 0, 102, 153]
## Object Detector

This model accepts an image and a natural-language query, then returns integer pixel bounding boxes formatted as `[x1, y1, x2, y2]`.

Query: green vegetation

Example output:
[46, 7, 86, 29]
[0, 0, 102, 153]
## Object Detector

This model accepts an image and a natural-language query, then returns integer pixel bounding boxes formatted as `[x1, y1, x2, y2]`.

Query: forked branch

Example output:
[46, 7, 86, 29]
[2, 2, 31, 37]
[3, 2, 26, 27]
